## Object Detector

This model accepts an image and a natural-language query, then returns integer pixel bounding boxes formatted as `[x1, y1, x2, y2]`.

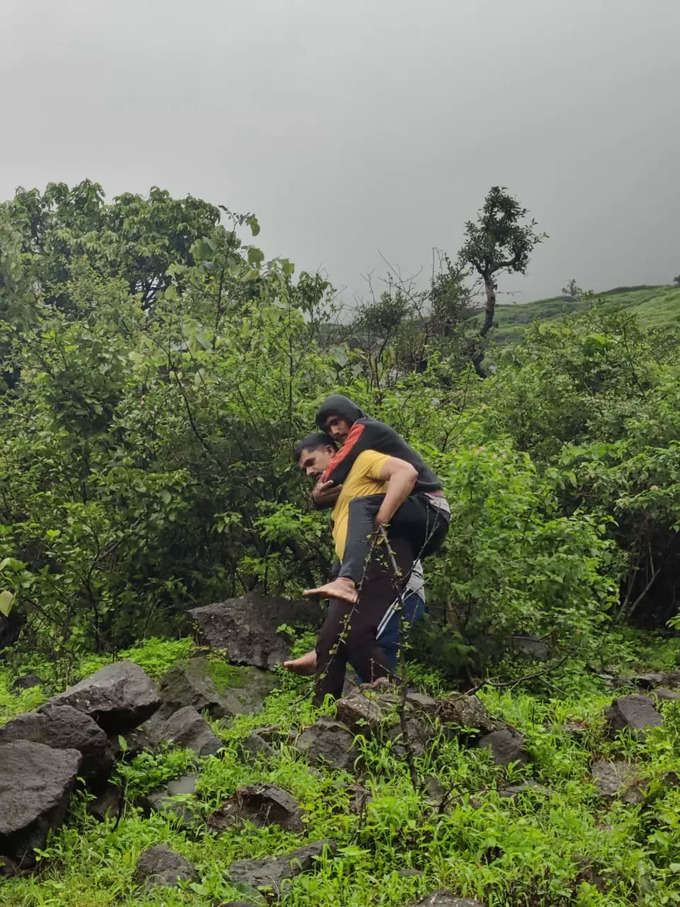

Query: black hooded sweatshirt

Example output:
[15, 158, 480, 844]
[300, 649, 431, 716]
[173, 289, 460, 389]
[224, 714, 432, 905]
[315, 394, 443, 493]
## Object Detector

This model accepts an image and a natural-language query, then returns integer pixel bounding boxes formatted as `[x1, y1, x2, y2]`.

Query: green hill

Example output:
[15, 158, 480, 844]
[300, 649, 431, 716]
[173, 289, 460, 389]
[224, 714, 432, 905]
[479, 284, 680, 344]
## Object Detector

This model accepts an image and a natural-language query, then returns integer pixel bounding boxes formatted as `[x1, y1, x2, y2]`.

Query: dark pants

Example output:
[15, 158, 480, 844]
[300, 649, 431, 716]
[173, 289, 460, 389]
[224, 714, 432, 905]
[314, 536, 413, 704]
[338, 493, 449, 584]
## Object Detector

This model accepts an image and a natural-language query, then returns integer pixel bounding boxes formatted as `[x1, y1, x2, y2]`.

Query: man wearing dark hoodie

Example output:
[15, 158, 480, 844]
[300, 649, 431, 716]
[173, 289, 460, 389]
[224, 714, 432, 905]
[304, 394, 450, 605]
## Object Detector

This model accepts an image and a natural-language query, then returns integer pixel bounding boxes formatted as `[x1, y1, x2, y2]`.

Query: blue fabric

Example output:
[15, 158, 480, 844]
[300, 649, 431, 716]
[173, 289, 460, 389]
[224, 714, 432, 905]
[355, 591, 425, 681]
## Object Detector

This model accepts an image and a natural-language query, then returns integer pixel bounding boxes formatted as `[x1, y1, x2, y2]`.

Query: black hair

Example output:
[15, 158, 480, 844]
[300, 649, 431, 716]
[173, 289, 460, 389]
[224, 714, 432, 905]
[293, 432, 336, 463]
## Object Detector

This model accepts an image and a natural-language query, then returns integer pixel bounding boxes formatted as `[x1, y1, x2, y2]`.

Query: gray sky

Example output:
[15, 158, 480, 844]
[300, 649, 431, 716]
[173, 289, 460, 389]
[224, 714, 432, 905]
[2, 0, 679, 307]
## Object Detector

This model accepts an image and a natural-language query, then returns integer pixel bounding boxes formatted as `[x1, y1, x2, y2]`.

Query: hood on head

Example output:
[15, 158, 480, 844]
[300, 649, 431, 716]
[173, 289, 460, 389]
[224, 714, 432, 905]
[315, 394, 367, 430]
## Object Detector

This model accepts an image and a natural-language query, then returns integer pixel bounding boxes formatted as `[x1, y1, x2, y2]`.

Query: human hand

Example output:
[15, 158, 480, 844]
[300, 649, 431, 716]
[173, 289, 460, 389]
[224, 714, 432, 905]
[311, 479, 341, 508]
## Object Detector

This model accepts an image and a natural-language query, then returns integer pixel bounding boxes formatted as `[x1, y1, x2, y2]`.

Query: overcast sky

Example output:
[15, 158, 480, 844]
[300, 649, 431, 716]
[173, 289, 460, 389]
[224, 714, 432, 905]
[2, 0, 679, 307]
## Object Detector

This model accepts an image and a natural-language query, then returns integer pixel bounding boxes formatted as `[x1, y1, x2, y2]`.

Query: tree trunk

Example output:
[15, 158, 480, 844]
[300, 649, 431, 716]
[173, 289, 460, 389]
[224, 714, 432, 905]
[480, 275, 496, 337]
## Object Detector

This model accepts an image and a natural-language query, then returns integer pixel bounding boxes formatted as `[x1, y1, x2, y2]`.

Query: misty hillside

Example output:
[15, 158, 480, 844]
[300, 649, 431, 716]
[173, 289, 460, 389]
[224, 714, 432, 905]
[483, 285, 680, 345]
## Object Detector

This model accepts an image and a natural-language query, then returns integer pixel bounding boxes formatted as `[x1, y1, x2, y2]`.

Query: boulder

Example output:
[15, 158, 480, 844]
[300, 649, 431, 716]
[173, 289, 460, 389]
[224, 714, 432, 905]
[295, 718, 356, 771]
[153, 706, 222, 756]
[604, 695, 663, 735]
[189, 592, 320, 669]
[409, 893, 485, 907]
[0, 703, 113, 790]
[134, 844, 199, 888]
[336, 691, 387, 734]
[156, 657, 275, 721]
[388, 714, 437, 757]
[228, 839, 336, 890]
[240, 730, 274, 759]
[437, 695, 496, 734]
[143, 774, 200, 826]
[209, 784, 305, 833]
[591, 761, 647, 804]
[47, 661, 160, 733]
[509, 635, 550, 660]
[477, 728, 528, 766]
[11, 673, 42, 691]
[627, 671, 672, 690]
[653, 687, 680, 702]
[0, 740, 81, 867]
[89, 783, 123, 822]
[405, 691, 439, 715]
[497, 781, 551, 799]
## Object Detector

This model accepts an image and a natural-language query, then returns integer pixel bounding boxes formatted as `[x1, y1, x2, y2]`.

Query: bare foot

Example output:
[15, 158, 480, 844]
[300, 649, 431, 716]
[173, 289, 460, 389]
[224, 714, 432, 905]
[304, 577, 358, 604]
[283, 650, 317, 676]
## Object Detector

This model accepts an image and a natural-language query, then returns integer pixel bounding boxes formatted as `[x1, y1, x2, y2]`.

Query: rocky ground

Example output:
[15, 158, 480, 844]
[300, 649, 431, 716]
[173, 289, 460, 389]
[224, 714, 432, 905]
[1, 595, 679, 906]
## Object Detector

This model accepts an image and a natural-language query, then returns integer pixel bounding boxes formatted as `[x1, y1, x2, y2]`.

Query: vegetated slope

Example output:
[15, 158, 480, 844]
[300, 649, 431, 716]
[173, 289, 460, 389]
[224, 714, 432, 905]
[1, 634, 680, 907]
[483, 285, 680, 345]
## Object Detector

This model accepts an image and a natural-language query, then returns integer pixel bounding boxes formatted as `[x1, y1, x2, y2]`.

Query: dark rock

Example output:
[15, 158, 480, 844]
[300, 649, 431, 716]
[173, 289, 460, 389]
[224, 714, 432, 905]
[336, 691, 387, 734]
[134, 844, 199, 888]
[47, 661, 160, 733]
[228, 839, 336, 890]
[156, 657, 276, 721]
[477, 728, 528, 766]
[424, 775, 447, 805]
[405, 691, 439, 715]
[209, 784, 305, 833]
[240, 731, 273, 759]
[605, 695, 663, 735]
[653, 687, 680, 702]
[563, 718, 589, 739]
[295, 718, 356, 771]
[0, 703, 113, 790]
[409, 891, 485, 907]
[336, 687, 440, 737]
[144, 774, 199, 826]
[498, 781, 551, 798]
[0, 740, 81, 867]
[591, 760, 647, 803]
[388, 714, 437, 757]
[117, 724, 156, 758]
[628, 671, 669, 689]
[189, 592, 320, 669]
[154, 705, 222, 756]
[214, 668, 277, 717]
[509, 635, 550, 660]
[11, 673, 42, 691]
[89, 783, 122, 822]
[437, 695, 496, 734]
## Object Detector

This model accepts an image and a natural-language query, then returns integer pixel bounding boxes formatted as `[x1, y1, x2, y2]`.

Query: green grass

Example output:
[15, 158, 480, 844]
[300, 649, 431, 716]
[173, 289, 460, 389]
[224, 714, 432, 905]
[475, 285, 680, 345]
[2, 637, 680, 906]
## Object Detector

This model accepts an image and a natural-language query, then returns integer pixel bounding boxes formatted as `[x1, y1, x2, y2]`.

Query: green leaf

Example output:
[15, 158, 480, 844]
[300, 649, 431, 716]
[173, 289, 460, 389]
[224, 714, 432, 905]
[0, 589, 15, 617]
[247, 246, 264, 268]
[246, 214, 260, 237]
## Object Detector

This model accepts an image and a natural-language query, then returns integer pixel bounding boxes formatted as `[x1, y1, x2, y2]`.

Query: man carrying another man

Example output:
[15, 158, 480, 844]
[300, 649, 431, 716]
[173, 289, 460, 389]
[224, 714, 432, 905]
[288, 395, 450, 703]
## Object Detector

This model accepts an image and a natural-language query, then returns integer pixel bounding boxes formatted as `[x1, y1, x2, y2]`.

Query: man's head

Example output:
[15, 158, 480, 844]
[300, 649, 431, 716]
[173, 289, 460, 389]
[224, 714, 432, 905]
[293, 432, 336, 477]
[315, 394, 366, 444]
[322, 413, 352, 443]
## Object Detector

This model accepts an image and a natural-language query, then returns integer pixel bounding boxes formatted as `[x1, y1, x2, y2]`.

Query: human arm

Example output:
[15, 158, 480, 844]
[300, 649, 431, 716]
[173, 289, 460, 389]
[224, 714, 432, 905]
[374, 456, 417, 525]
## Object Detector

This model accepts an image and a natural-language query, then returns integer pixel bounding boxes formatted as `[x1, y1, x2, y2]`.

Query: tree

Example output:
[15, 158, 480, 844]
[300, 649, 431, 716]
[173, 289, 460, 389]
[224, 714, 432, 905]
[2, 181, 222, 314]
[673, 274, 680, 287]
[458, 186, 547, 349]
[562, 278, 582, 300]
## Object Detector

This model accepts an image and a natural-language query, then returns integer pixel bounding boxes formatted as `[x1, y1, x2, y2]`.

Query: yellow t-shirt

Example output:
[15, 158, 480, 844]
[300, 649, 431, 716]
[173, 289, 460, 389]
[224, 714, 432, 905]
[331, 449, 390, 559]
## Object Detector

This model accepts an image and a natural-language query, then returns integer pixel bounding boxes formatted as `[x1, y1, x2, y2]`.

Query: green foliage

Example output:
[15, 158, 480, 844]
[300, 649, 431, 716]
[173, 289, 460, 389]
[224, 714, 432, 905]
[3, 635, 680, 905]
[0, 178, 678, 678]
[458, 185, 547, 283]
